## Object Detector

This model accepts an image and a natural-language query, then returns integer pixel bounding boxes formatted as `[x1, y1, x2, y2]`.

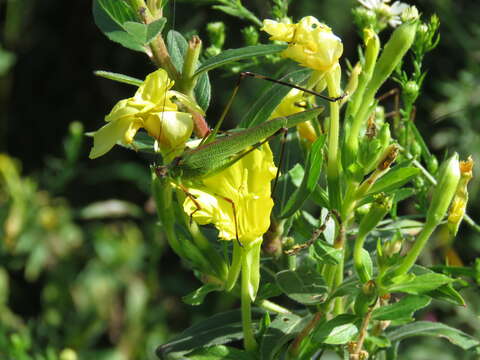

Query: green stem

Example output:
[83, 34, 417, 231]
[241, 247, 258, 352]
[256, 299, 292, 314]
[394, 220, 437, 276]
[353, 233, 368, 283]
[325, 68, 342, 211]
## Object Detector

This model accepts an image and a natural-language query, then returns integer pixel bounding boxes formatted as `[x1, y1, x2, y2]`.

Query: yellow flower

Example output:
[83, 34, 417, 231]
[270, 89, 317, 143]
[89, 69, 193, 159]
[183, 143, 277, 244]
[262, 16, 343, 72]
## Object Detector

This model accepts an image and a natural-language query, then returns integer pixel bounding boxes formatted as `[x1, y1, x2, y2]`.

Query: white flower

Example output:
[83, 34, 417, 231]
[358, 0, 409, 27]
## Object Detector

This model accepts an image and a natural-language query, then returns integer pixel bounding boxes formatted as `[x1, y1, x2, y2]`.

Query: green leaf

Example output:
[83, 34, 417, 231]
[386, 321, 480, 350]
[187, 345, 252, 360]
[240, 68, 311, 128]
[386, 273, 454, 295]
[372, 295, 431, 321]
[368, 166, 421, 195]
[312, 239, 342, 265]
[92, 0, 145, 52]
[427, 283, 465, 306]
[165, 30, 211, 111]
[280, 135, 326, 218]
[94, 70, 143, 86]
[359, 248, 373, 281]
[182, 283, 222, 306]
[312, 314, 359, 345]
[260, 313, 312, 360]
[123, 18, 166, 45]
[166, 30, 188, 72]
[275, 267, 328, 305]
[195, 71, 211, 111]
[156, 309, 264, 359]
[194, 44, 287, 76]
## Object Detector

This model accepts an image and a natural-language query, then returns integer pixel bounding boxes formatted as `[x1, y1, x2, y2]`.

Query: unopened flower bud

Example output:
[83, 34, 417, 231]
[401, 6, 419, 22]
[242, 26, 259, 46]
[404, 81, 420, 103]
[366, 20, 417, 103]
[206, 22, 226, 49]
[426, 153, 461, 226]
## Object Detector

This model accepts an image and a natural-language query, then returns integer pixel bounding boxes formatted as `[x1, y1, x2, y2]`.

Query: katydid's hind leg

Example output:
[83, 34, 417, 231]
[379, 88, 400, 119]
[284, 211, 330, 255]
[215, 193, 242, 248]
[179, 184, 202, 225]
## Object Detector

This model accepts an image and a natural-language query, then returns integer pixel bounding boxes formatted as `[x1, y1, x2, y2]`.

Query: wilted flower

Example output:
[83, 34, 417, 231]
[262, 16, 343, 72]
[448, 157, 474, 236]
[89, 69, 193, 160]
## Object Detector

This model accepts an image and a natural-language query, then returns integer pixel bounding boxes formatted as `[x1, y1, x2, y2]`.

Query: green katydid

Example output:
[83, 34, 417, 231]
[157, 71, 344, 182]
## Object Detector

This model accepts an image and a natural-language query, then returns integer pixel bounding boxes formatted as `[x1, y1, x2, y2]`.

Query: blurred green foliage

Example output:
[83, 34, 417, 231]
[1, 0, 479, 358]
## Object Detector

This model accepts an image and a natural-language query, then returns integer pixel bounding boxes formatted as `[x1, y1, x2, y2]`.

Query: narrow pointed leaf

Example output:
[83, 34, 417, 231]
[280, 135, 326, 218]
[93, 0, 145, 52]
[187, 345, 252, 360]
[386, 321, 480, 350]
[156, 309, 264, 359]
[387, 273, 454, 295]
[372, 295, 431, 321]
[182, 283, 222, 306]
[260, 313, 312, 360]
[368, 166, 420, 195]
[94, 70, 143, 86]
[194, 44, 287, 76]
[312, 314, 359, 345]
[275, 267, 328, 305]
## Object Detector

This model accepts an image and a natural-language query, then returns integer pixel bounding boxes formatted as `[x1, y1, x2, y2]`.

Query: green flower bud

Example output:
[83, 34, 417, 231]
[206, 22, 226, 49]
[242, 26, 259, 46]
[383, 234, 403, 257]
[426, 153, 461, 226]
[427, 156, 439, 174]
[404, 80, 420, 104]
[352, 7, 378, 33]
[366, 20, 418, 101]
[411, 141, 422, 158]
[358, 194, 392, 238]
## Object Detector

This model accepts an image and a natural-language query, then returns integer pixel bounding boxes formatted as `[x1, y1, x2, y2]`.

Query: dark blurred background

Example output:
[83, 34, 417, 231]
[0, 0, 479, 358]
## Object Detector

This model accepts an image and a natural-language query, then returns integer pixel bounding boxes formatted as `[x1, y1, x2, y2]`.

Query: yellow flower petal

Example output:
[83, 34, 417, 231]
[89, 117, 142, 159]
[90, 69, 193, 158]
[261, 19, 296, 42]
[183, 144, 277, 244]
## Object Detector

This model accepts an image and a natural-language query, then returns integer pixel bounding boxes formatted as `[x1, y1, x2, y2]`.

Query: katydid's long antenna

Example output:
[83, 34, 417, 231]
[202, 73, 243, 145]
[241, 72, 346, 102]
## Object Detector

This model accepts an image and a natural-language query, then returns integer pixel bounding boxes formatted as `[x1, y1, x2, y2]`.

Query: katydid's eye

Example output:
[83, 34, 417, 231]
[311, 23, 318, 29]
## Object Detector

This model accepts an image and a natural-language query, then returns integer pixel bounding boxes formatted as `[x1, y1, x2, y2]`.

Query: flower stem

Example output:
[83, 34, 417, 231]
[325, 67, 342, 211]
[241, 247, 258, 352]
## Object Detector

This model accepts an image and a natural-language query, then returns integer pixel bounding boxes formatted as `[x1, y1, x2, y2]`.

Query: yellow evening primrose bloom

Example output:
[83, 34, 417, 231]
[262, 16, 343, 72]
[183, 143, 277, 244]
[89, 69, 193, 160]
[270, 89, 317, 143]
